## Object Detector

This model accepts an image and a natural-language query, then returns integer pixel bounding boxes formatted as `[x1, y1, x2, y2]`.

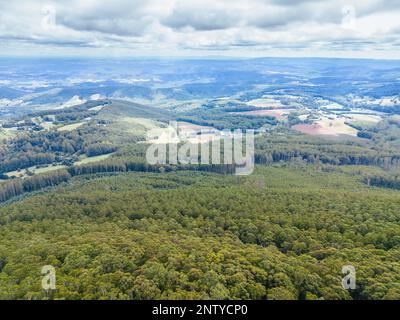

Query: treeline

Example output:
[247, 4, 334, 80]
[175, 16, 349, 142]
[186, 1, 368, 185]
[177, 104, 279, 130]
[177, 116, 278, 130]
[366, 175, 400, 190]
[255, 150, 400, 167]
[54, 110, 97, 123]
[0, 153, 56, 174]
[68, 160, 236, 176]
[85, 144, 117, 157]
[254, 133, 400, 168]
[2, 119, 42, 130]
[0, 170, 71, 202]
[0, 160, 237, 203]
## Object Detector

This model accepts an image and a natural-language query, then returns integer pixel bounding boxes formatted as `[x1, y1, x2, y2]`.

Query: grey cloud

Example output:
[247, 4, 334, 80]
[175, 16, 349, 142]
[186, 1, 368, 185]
[0, 35, 97, 48]
[0, 0, 399, 57]
[160, 0, 344, 32]
[55, 0, 154, 36]
[161, 5, 240, 31]
[59, 17, 152, 37]
[159, 0, 400, 32]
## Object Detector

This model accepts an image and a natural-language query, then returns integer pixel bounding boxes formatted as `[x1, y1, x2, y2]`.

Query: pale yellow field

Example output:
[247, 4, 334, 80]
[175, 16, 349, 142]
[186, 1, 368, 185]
[322, 103, 345, 110]
[0, 128, 17, 140]
[30, 116, 56, 130]
[246, 98, 284, 109]
[57, 122, 86, 132]
[41, 122, 55, 130]
[298, 114, 309, 121]
[117, 117, 162, 135]
[5, 169, 27, 178]
[74, 153, 115, 165]
[89, 105, 105, 111]
[4, 153, 116, 179]
[320, 117, 358, 136]
[147, 122, 221, 145]
[187, 133, 222, 144]
[343, 114, 382, 124]
[177, 121, 214, 131]
[32, 165, 67, 174]
[6, 165, 68, 178]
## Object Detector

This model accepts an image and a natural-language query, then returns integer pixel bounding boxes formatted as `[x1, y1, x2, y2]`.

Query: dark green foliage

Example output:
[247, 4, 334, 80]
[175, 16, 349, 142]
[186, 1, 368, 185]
[254, 133, 400, 167]
[100, 100, 174, 122]
[0, 170, 70, 202]
[0, 158, 237, 203]
[178, 115, 277, 130]
[367, 175, 400, 190]
[0, 169, 400, 300]
[0, 125, 119, 174]
[177, 102, 278, 130]
[85, 144, 117, 157]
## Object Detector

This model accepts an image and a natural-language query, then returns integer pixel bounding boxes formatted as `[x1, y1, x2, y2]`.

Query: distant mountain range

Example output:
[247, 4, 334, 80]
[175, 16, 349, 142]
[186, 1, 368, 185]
[0, 58, 399, 118]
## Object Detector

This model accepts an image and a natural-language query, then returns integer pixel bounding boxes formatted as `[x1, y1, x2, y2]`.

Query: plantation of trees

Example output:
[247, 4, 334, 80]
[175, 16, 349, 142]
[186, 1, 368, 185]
[1, 167, 400, 300]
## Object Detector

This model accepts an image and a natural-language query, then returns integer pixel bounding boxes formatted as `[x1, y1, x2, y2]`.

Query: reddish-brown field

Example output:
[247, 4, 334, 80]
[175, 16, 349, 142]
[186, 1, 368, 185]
[177, 121, 214, 131]
[293, 124, 328, 135]
[293, 121, 357, 136]
[233, 109, 294, 120]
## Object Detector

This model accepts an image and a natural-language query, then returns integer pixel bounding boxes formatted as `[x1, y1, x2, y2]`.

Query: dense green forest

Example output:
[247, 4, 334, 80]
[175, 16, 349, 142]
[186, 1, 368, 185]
[1, 99, 400, 300]
[1, 167, 400, 300]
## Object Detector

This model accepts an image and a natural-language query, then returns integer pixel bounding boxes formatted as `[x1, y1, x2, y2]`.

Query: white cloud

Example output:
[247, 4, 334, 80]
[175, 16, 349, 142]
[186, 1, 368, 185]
[0, 0, 399, 58]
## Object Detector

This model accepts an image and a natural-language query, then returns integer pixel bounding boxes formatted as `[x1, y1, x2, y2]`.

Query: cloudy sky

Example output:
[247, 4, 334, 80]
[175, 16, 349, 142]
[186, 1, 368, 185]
[0, 0, 399, 58]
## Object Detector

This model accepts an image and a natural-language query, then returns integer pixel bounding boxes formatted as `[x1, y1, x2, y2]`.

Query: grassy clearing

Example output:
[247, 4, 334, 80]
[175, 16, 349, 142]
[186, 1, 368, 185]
[343, 114, 382, 124]
[116, 117, 162, 136]
[41, 122, 56, 130]
[0, 128, 17, 140]
[178, 121, 213, 131]
[5, 165, 68, 178]
[89, 105, 106, 112]
[5, 169, 27, 179]
[30, 116, 56, 130]
[74, 153, 115, 166]
[57, 122, 86, 132]
[32, 165, 68, 174]
[246, 98, 284, 108]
